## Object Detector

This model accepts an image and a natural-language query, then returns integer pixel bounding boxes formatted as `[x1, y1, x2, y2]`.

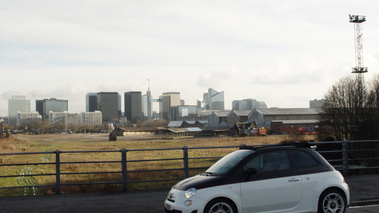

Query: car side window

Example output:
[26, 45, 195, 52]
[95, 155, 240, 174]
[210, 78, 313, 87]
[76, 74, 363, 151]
[245, 150, 290, 173]
[293, 150, 319, 168]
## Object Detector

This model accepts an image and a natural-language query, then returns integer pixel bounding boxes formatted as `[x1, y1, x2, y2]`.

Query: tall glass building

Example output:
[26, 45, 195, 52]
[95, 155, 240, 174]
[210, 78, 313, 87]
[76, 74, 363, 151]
[36, 98, 68, 121]
[232, 99, 267, 110]
[159, 92, 180, 120]
[86, 93, 98, 112]
[97, 92, 119, 122]
[8, 96, 31, 125]
[124, 91, 142, 123]
[208, 88, 224, 111]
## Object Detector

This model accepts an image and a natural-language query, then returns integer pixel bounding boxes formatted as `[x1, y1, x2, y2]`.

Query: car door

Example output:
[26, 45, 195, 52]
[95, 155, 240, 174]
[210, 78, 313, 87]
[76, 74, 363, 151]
[240, 150, 302, 213]
[291, 149, 332, 207]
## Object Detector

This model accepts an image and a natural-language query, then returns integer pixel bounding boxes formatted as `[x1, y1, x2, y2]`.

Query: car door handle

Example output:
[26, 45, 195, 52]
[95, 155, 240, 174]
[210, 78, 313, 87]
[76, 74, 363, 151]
[288, 178, 300, 182]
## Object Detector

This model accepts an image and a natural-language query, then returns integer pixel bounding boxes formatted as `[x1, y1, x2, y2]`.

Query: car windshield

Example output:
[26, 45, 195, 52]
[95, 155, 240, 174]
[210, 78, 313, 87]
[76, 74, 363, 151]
[205, 150, 253, 175]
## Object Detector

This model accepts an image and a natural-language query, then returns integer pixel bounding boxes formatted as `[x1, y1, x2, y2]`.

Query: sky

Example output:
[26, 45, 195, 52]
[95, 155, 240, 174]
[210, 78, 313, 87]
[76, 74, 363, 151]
[1, 0, 379, 116]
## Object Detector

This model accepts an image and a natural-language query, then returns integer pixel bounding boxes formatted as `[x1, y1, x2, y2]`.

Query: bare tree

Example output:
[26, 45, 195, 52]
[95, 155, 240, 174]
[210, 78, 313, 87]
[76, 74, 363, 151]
[364, 74, 379, 139]
[322, 75, 379, 140]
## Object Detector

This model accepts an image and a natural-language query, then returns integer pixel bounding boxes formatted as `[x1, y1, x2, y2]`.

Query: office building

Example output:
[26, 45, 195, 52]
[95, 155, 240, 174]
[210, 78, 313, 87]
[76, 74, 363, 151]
[159, 92, 180, 120]
[97, 92, 119, 122]
[8, 96, 31, 125]
[49, 111, 69, 123]
[171, 105, 200, 120]
[79, 111, 102, 126]
[142, 94, 152, 120]
[17, 111, 41, 125]
[65, 113, 79, 128]
[86, 93, 98, 112]
[142, 79, 153, 121]
[36, 98, 68, 121]
[232, 99, 267, 110]
[206, 88, 224, 110]
[118, 94, 121, 118]
[124, 91, 142, 123]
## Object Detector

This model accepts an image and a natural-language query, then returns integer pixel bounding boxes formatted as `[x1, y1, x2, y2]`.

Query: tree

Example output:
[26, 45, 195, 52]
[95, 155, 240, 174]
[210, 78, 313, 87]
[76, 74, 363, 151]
[322, 75, 379, 140]
[364, 74, 379, 139]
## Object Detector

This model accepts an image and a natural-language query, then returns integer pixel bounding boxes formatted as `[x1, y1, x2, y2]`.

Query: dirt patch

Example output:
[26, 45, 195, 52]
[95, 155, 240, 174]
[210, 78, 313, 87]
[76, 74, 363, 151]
[0, 135, 25, 151]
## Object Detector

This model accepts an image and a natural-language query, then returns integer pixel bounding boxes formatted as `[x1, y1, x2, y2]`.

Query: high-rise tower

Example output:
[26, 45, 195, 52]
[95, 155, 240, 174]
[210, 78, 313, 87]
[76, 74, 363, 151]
[8, 96, 31, 125]
[146, 79, 152, 120]
[124, 91, 142, 123]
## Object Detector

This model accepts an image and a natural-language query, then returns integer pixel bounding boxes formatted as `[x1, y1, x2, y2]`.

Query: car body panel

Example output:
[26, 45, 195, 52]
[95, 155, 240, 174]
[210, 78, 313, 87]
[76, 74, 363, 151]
[164, 145, 350, 213]
[241, 175, 302, 212]
[165, 183, 242, 213]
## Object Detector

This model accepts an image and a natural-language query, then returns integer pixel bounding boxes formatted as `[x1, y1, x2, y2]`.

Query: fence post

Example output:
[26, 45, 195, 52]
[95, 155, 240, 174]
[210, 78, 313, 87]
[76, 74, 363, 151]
[121, 148, 127, 191]
[55, 150, 61, 195]
[183, 146, 189, 178]
[342, 140, 349, 176]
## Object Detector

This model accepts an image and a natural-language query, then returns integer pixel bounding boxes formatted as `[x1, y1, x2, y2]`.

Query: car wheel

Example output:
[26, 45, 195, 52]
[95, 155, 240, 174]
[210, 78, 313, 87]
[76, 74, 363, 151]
[204, 198, 237, 213]
[318, 189, 347, 213]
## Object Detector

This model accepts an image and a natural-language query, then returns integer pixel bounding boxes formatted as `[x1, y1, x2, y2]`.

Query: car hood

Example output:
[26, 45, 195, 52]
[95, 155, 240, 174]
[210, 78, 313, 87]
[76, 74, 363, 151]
[174, 174, 237, 191]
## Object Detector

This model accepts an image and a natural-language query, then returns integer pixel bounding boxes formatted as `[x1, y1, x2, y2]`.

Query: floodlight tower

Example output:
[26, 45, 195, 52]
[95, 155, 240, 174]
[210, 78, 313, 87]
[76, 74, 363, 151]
[349, 14, 368, 74]
[349, 14, 368, 139]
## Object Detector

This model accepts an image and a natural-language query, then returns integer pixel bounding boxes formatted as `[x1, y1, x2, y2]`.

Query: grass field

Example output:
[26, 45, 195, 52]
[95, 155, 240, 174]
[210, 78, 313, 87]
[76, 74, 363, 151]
[0, 133, 316, 196]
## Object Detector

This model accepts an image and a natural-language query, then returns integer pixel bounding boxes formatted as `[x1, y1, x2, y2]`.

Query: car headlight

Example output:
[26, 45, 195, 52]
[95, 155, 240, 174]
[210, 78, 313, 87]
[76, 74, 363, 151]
[184, 188, 197, 199]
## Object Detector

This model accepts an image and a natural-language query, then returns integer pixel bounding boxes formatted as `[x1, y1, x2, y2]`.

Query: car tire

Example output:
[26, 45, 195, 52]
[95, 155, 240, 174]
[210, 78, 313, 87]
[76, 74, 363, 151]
[318, 189, 347, 213]
[204, 198, 237, 213]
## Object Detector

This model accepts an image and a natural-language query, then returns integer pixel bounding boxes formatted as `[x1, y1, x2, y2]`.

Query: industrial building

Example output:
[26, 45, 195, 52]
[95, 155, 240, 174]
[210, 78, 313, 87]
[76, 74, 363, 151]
[248, 108, 321, 130]
[270, 120, 319, 135]
[206, 108, 321, 135]
[226, 110, 251, 127]
[207, 110, 230, 128]
[309, 99, 325, 108]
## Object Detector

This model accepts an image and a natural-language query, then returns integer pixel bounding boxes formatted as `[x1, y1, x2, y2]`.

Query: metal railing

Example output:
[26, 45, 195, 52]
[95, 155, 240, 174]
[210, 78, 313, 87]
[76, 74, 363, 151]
[1, 140, 379, 196]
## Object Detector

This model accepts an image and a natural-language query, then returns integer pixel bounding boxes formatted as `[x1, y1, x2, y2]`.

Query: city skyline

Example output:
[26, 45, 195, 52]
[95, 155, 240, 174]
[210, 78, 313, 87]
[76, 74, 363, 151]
[1, 1, 379, 117]
[5, 88, 273, 118]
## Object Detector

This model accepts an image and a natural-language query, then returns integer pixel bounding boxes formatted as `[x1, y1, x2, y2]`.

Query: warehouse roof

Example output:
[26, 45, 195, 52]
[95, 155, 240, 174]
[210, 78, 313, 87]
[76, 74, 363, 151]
[271, 120, 320, 124]
[254, 108, 321, 115]
[229, 110, 252, 117]
[210, 110, 231, 117]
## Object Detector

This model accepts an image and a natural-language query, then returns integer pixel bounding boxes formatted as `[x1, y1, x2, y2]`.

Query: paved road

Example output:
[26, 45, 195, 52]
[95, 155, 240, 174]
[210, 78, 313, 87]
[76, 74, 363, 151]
[1, 174, 378, 213]
[348, 204, 379, 213]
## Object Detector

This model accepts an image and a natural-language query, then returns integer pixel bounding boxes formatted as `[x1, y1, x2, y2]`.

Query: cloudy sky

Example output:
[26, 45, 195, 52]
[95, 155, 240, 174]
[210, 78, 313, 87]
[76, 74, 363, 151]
[1, 0, 379, 116]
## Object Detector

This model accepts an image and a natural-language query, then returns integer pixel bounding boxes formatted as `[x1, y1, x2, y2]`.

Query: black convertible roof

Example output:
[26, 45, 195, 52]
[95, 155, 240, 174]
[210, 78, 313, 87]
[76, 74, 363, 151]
[239, 142, 314, 151]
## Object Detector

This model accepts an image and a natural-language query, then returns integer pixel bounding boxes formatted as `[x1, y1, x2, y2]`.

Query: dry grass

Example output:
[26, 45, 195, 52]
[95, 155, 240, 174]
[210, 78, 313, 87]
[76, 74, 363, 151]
[0, 133, 316, 196]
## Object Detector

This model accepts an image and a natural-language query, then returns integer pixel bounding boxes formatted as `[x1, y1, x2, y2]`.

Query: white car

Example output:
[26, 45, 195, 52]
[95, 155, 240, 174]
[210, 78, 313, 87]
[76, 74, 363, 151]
[164, 143, 350, 213]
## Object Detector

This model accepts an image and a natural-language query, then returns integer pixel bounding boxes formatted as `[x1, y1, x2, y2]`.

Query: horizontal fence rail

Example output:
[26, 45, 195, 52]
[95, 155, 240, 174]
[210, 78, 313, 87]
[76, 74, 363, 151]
[1, 140, 379, 196]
